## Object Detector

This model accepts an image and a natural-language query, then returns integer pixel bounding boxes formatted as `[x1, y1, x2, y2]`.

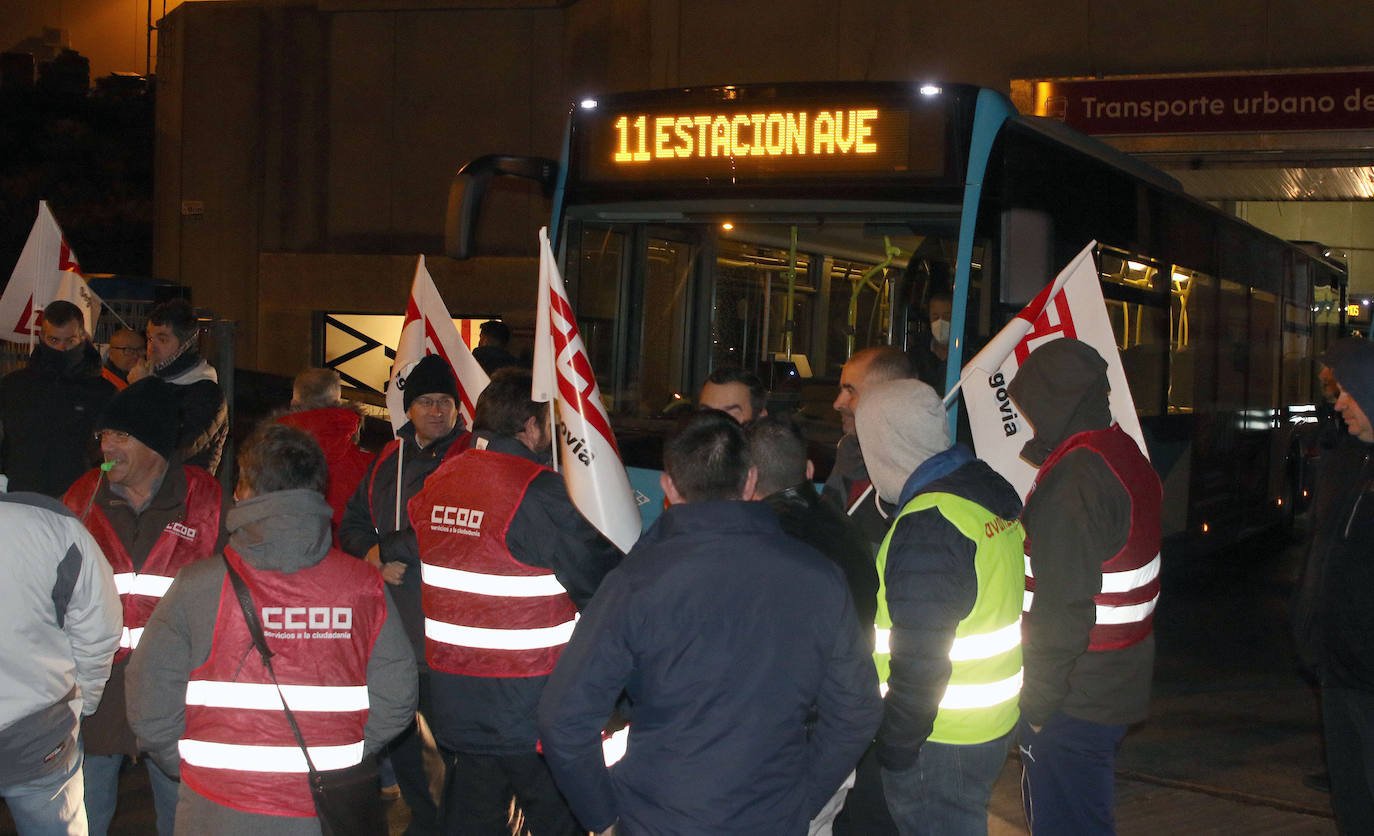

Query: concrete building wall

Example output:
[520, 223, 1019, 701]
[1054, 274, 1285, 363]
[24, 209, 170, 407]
[153, 0, 1374, 371]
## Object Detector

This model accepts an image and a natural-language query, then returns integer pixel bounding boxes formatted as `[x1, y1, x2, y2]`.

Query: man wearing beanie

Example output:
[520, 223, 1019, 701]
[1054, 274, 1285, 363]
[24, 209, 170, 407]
[1316, 338, 1374, 834]
[1006, 338, 1160, 836]
[338, 353, 471, 834]
[128, 299, 228, 474]
[855, 378, 1024, 836]
[62, 377, 225, 834]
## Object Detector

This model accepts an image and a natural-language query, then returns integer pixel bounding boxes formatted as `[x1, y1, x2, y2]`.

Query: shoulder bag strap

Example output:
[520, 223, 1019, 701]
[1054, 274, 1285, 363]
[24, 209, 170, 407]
[222, 558, 322, 779]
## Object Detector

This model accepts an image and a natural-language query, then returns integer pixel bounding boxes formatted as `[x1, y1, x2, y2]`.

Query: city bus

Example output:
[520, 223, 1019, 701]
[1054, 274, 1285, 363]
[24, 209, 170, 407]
[446, 81, 1346, 552]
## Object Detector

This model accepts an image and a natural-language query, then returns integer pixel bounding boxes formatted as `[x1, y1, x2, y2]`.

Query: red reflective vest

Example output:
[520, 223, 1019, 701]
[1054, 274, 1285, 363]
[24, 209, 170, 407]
[64, 466, 221, 662]
[1023, 425, 1161, 651]
[179, 548, 386, 818]
[409, 449, 577, 677]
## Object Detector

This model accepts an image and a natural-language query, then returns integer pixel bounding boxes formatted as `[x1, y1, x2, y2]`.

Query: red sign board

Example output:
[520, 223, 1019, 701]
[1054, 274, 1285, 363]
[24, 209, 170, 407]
[1028, 70, 1374, 135]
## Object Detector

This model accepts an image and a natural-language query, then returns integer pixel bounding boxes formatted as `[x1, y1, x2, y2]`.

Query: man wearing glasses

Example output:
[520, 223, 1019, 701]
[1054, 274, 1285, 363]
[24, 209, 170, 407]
[102, 328, 145, 391]
[62, 377, 225, 834]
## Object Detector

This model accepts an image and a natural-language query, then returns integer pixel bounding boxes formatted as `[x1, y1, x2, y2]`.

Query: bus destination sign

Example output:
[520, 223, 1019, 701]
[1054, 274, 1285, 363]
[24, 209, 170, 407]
[577, 100, 941, 184]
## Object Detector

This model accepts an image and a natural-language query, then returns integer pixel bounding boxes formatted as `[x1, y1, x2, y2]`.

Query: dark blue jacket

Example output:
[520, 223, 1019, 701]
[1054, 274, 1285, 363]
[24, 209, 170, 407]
[538, 500, 883, 835]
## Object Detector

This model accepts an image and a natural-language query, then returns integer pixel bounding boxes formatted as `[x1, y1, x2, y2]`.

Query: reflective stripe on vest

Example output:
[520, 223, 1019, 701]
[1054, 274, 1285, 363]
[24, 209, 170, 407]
[111, 573, 176, 598]
[179, 740, 365, 773]
[1022, 426, 1162, 651]
[424, 617, 578, 651]
[874, 488, 1025, 746]
[1022, 552, 1161, 622]
[420, 563, 568, 597]
[185, 681, 370, 712]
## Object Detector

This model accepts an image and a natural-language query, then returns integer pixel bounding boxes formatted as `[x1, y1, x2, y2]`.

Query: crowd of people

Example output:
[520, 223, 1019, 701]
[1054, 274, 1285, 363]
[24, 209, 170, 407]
[1, 294, 1371, 836]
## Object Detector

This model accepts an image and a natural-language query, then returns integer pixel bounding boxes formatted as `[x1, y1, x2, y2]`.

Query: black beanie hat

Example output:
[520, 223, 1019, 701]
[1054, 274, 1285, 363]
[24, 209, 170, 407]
[402, 354, 459, 411]
[99, 378, 180, 460]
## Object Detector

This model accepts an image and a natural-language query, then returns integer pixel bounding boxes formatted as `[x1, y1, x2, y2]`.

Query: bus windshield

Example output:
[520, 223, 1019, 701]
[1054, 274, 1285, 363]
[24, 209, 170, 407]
[560, 213, 975, 468]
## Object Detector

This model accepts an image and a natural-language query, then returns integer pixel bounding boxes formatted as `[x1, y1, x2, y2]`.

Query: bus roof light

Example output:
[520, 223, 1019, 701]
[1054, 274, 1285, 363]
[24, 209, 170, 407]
[579, 98, 598, 110]
[919, 84, 942, 96]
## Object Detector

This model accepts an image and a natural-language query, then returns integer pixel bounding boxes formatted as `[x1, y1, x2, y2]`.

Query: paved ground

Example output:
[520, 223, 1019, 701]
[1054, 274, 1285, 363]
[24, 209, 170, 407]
[0, 521, 1342, 834]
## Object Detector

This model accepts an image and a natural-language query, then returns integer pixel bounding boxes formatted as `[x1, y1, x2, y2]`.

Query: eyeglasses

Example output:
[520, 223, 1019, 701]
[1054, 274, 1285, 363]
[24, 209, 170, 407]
[95, 430, 131, 443]
[411, 396, 455, 411]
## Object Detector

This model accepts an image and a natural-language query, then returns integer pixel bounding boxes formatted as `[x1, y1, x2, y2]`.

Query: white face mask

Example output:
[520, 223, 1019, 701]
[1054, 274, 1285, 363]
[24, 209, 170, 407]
[931, 317, 951, 345]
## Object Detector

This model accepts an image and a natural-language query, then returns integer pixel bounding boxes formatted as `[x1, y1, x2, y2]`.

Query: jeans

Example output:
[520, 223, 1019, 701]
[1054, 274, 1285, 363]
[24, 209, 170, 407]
[82, 754, 178, 836]
[881, 733, 1011, 836]
[1, 733, 86, 836]
[1322, 685, 1374, 835]
[1018, 714, 1125, 836]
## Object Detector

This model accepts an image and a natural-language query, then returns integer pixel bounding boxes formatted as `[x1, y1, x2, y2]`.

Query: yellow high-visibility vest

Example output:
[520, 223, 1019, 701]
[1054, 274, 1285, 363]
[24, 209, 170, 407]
[874, 491, 1025, 745]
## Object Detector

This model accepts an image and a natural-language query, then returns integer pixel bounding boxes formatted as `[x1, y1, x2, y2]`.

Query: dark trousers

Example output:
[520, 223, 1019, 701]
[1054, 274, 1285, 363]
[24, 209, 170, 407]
[1018, 714, 1125, 836]
[833, 744, 900, 836]
[388, 671, 440, 835]
[1323, 685, 1374, 835]
[441, 751, 581, 836]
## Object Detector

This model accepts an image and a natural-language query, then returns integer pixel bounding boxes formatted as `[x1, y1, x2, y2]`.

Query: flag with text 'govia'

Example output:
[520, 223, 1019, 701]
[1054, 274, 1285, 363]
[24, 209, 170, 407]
[956, 240, 1149, 499]
[0, 201, 103, 343]
[385, 255, 490, 433]
[532, 227, 642, 554]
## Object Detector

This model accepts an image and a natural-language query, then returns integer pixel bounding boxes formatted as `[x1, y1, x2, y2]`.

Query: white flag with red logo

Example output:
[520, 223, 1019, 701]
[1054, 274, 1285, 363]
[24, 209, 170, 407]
[955, 241, 1148, 499]
[533, 227, 641, 553]
[385, 255, 490, 433]
[0, 201, 103, 343]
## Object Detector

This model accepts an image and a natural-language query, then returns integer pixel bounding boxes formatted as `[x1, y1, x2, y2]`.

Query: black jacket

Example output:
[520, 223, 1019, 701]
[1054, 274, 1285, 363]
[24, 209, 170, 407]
[0, 343, 115, 497]
[877, 446, 1022, 768]
[424, 432, 622, 756]
[1007, 339, 1155, 728]
[764, 480, 879, 631]
[1318, 444, 1374, 689]
[338, 421, 469, 660]
[538, 500, 882, 835]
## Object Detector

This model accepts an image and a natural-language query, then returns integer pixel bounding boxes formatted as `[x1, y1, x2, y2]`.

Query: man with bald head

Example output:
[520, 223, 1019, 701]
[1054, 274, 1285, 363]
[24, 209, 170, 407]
[102, 328, 145, 390]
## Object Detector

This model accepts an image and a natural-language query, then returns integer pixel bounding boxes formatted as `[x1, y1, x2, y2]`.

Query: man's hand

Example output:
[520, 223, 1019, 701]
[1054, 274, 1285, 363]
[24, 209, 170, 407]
[126, 361, 152, 383]
[596, 825, 617, 836]
[364, 545, 382, 568]
[381, 561, 406, 586]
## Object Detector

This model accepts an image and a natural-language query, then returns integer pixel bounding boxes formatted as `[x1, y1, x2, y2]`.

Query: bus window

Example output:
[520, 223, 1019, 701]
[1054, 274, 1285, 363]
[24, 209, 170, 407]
[1099, 249, 1166, 417]
[711, 239, 814, 373]
[570, 225, 628, 400]
[1249, 288, 1281, 411]
[1171, 269, 1217, 413]
[642, 237, 698, 416]
[1216, 278, 1250, 411]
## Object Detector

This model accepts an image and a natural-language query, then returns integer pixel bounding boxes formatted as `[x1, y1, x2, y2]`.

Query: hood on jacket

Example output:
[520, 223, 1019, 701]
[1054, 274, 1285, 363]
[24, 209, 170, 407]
[894, 446, 1022, 524]
[1334, 339, 1374, 423]
[227, 489, 333, 573]
[854, 378, 950, 503]
[1007, 338, 1112, 467]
